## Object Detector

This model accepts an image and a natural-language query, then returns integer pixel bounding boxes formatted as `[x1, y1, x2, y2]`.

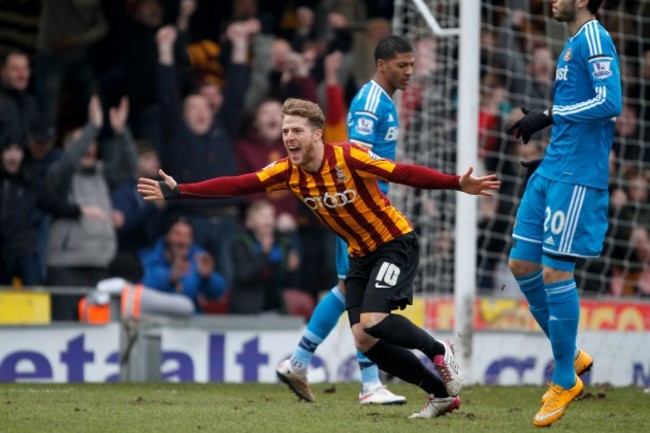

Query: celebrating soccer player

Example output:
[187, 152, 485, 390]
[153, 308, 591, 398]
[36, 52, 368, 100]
[138, 98, 500, 418]
[277, 35, 414, 406]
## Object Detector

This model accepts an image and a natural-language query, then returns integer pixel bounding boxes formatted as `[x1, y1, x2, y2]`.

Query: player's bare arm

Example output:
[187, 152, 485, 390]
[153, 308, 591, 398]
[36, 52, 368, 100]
[458, 166, 501, 196]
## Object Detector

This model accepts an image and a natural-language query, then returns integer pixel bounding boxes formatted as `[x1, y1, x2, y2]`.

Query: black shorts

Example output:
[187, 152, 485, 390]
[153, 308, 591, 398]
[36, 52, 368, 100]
[346, 232, 419, 325]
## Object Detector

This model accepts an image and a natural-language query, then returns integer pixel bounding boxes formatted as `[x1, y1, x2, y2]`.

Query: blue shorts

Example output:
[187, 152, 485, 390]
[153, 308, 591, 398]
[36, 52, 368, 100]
[511, 174, 609, 260]
[335, 236, 349, 280]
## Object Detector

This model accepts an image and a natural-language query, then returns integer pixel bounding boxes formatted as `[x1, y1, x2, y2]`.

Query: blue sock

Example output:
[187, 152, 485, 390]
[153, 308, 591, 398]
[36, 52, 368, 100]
[516, 270, 549, 337]
[291, 286, 345, 369]
[546, 279, 579, 389]
[357, 350, 381, 389]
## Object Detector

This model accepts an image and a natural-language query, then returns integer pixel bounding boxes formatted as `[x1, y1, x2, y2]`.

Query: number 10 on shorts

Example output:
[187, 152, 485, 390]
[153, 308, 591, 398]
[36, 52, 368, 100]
[376, 262, 401, 287]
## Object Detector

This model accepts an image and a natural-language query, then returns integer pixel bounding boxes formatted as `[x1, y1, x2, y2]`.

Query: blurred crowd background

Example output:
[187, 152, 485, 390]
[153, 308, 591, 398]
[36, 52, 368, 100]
[0, 0, 648, 323]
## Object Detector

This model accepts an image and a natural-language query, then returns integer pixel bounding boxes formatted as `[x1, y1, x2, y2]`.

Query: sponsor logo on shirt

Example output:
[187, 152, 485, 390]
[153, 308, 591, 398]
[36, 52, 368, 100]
[556, 65, 569, 81]
[384, 126, 399, 141]
[303, 190, 358, 209]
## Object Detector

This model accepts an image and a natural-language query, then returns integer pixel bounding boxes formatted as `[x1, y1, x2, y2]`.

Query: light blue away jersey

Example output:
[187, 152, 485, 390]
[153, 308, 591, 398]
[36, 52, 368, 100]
[347, 80, 399, 193]
[537, 19, 622, 190]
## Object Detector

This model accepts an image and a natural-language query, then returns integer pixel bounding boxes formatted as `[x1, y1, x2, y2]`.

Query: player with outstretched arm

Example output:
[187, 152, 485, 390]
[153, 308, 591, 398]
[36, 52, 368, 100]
[277, 34, 414, 406]
[138, 98, 500, 419]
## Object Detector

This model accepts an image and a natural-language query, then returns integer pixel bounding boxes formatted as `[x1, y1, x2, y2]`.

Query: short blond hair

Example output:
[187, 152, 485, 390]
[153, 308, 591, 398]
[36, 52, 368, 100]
[281, 98, 325, 130]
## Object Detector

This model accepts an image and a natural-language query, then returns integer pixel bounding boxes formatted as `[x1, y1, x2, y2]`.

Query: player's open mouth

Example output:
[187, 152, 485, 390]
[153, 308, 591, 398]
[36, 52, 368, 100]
[288, 146, 301, 156]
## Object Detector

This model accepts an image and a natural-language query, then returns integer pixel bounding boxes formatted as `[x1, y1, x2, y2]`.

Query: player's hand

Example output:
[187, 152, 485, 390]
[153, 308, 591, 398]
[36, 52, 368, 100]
[520, 158, 542, 187]
[459, 166, 501, 196]
[507, 106, 553, 144]
[137, 169, 179, 201]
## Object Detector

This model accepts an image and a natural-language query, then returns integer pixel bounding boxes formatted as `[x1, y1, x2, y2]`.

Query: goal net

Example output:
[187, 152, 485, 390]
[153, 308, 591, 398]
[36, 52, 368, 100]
[392, 0, 650, 300]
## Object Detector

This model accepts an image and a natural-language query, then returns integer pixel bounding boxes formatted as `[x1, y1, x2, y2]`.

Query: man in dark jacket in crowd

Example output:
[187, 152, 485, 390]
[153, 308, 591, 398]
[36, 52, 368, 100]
[0, 50, 40, 137]
[0, 131, 103, 286]
[155, 20, 255, 282]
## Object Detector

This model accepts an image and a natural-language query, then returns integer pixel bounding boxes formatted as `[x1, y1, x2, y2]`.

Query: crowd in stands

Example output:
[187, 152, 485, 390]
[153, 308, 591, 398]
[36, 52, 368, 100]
[0, 0, 648, 323]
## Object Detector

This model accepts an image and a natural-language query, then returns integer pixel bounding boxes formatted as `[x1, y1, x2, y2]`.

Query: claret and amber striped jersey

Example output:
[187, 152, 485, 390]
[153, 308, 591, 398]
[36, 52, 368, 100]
[178, 142, 460, 257]
[259, 143, 412, 257]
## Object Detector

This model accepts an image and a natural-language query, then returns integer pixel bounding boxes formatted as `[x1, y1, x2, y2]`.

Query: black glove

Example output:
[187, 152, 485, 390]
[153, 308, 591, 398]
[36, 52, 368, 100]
[157, 180, 180, 199]
[520, 158, 542, 188]
[507, 106, 553, 144]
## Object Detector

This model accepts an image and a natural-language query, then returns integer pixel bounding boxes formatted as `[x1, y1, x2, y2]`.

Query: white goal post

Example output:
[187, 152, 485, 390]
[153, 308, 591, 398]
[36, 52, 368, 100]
[455, 0, 481, 386]
[393, 0, 481, 383]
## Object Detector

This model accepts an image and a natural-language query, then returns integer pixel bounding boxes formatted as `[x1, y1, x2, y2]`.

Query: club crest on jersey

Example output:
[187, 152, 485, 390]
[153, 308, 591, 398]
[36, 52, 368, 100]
[563, 48, 572, 62]
[334, 165, 347, 183]
[355, 118, 374, 136]
[592, 58, 612, 79]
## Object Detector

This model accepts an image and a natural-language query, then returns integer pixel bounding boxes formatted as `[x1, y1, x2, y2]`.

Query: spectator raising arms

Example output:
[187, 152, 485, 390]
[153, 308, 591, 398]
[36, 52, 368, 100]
[155, 21, 255, 283]
[0, 132, 103, 286]
[46, 95, 137, 321]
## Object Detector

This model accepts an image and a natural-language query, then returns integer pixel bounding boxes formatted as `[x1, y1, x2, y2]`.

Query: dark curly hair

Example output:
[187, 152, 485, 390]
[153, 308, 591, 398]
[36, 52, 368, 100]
[374, 35, 413, 62]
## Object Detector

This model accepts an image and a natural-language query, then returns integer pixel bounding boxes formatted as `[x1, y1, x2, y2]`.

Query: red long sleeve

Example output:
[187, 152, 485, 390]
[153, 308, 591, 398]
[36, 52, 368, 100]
[387, 162, 461, 190]
[178, 172, 265, 198]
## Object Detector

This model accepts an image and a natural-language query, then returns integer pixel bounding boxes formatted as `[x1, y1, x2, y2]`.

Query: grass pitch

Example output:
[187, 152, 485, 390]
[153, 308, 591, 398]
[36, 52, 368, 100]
[1, 382, 648, 433]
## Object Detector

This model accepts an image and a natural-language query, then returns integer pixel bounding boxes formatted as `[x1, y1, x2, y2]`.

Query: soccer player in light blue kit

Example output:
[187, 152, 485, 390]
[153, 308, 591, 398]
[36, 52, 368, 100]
[507, 0, 621, 427]
[277, 35, 461, 405]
